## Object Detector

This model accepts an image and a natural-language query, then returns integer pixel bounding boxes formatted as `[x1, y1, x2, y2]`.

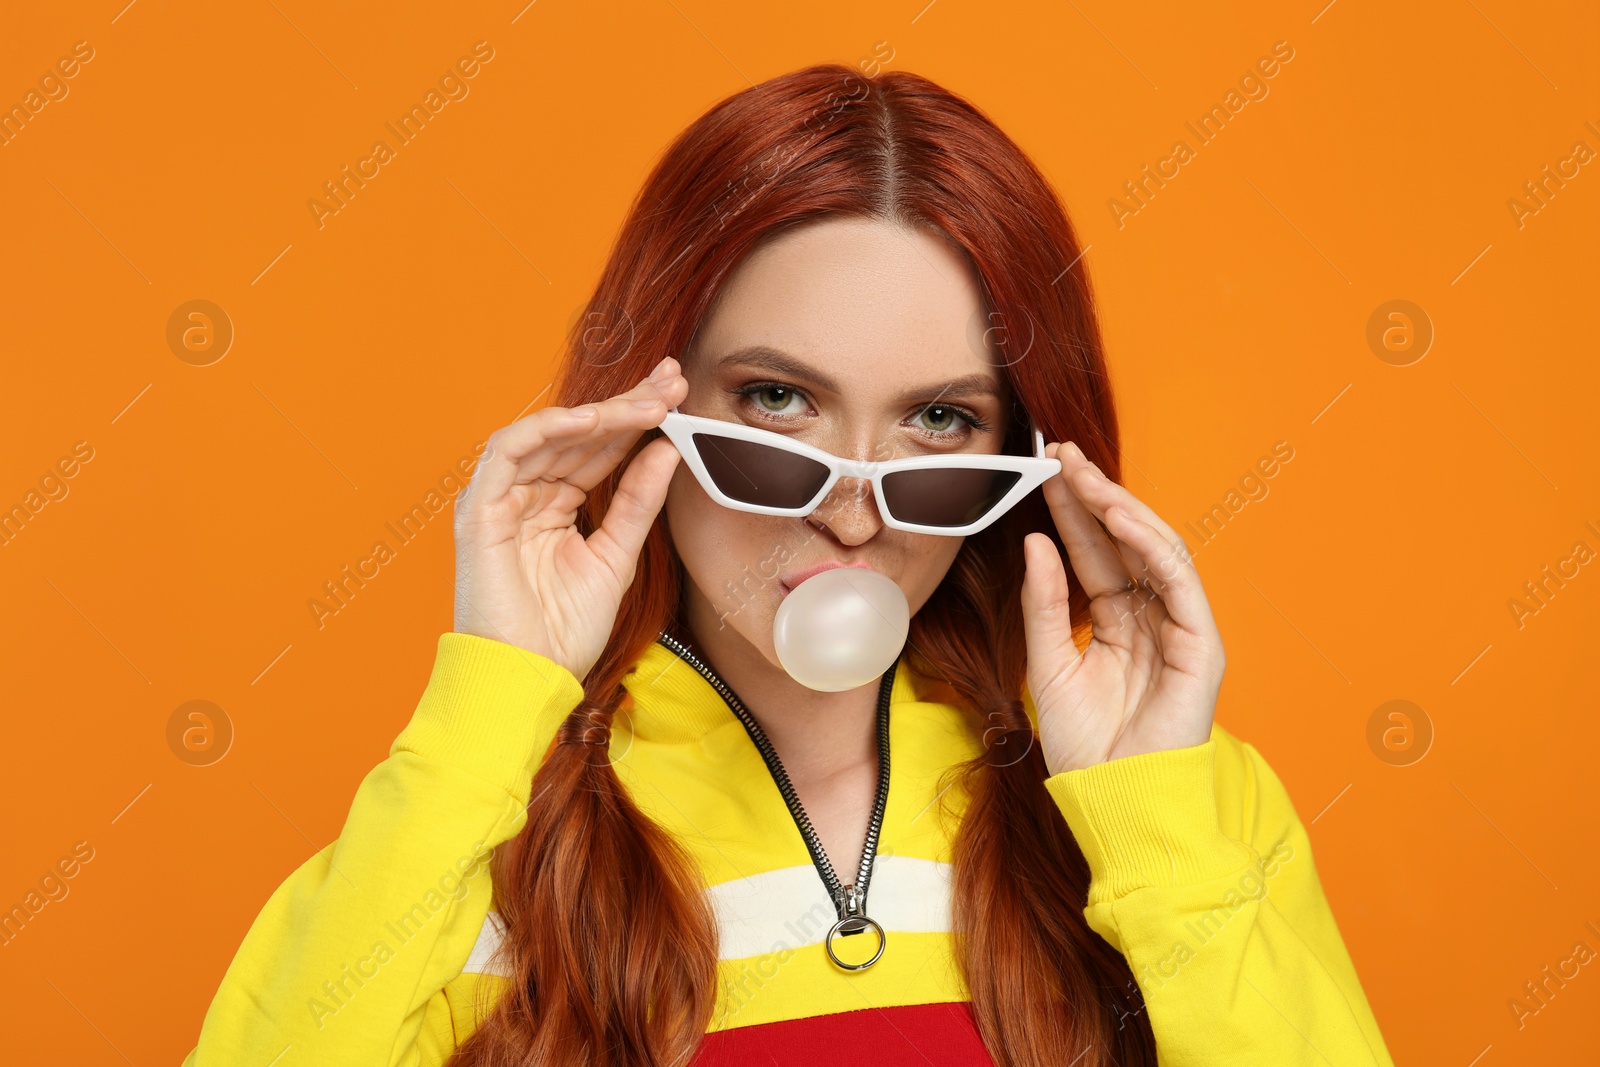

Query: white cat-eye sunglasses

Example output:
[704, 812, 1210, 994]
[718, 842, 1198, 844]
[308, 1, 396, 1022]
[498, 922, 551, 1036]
[656, 407, 1060, 536]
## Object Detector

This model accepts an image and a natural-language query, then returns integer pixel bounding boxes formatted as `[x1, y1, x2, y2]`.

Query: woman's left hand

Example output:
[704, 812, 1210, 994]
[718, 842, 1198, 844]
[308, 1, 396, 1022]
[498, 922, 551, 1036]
[1020, 441, 1226, 776]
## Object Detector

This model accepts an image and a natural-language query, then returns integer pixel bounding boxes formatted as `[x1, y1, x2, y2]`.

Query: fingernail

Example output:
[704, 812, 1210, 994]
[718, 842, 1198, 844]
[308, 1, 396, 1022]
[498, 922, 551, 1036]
[632, 398, 661, 409]
[649, 357, 674, 383]
[1062, 441, 1084, 461]
[572, 405, 597, 418]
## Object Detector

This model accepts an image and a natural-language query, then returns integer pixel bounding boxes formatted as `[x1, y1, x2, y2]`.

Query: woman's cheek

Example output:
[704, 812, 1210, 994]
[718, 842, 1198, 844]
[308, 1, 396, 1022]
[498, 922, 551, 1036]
[665, 486, 774, 625]
[758, 538, 795, 581]
[901, 536, 965, 616]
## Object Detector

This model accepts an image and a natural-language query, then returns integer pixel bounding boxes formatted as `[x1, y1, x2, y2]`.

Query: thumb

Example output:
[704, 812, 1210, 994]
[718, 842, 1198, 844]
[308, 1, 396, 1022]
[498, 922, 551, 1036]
[588, 436, 681, 583]
[1021, 532, 1079, 667]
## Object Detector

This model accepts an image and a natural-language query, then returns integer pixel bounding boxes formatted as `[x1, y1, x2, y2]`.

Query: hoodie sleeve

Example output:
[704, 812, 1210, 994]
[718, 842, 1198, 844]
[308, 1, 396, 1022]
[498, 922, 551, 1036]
[181, 632, 585, 1067]
[1043, 720, 1395, 1066]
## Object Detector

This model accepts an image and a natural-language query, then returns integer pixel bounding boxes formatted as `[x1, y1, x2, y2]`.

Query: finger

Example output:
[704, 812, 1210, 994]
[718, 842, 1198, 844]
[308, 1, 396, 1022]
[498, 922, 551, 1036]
[1041, 441, 1135, 599]
[545, 373, 689, 489]
[468, 408, 597, 507]
[468, 358, 682, 505]
[1102, 504, 1218, 641]
[585, 435, 682, 583]
[1020, 531, 1083, 669]
[506, 363, 688, 491]
[1053, 442, 1189, 599]
[1057, 441, 1193, 568]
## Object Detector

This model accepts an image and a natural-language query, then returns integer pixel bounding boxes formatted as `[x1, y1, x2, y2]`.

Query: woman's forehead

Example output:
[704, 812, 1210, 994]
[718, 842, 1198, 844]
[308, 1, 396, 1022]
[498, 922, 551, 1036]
[687, 217, 1008, 398]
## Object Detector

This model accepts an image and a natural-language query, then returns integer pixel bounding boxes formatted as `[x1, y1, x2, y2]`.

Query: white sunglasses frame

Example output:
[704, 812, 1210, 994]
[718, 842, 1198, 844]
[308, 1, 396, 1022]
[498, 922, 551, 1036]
[656, 407, 1061, 536]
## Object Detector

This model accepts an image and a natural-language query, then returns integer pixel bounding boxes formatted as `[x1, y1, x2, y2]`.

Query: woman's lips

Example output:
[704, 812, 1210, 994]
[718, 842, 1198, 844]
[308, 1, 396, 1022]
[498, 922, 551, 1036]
[779, 559, 876, 597]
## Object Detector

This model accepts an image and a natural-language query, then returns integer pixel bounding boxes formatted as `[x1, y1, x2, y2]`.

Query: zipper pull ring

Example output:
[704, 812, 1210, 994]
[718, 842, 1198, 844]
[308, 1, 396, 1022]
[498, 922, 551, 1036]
[825, 883, 885, 970]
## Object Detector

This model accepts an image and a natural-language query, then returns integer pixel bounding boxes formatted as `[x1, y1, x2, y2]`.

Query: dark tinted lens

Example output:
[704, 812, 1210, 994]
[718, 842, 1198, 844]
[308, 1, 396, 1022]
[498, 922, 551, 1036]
[692, 432, 831, 509]
[881, 467, 1021, 528]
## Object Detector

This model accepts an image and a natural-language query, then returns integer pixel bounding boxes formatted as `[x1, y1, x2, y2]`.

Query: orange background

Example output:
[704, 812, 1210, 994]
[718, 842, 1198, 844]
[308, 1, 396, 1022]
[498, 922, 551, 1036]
[2, 1, 1596, 1062]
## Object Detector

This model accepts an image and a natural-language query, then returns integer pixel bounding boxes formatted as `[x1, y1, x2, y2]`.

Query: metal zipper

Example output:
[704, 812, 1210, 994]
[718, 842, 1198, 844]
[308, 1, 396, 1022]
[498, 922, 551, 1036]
[654, 630, 895, 968]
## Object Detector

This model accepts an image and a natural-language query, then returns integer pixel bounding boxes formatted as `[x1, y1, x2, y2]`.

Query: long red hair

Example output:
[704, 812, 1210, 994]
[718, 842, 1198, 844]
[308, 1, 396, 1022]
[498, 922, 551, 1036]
[449, 63, 1154, 1067]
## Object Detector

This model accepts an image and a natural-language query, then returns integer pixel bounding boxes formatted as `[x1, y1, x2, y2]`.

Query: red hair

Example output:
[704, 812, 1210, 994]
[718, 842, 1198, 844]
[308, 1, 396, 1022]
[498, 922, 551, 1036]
[449, 63, 1154, 1067]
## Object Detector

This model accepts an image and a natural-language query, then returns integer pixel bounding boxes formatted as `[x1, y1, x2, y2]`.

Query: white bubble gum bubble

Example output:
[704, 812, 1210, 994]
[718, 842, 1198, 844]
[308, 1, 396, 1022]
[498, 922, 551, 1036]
[772, 568, 910, 692]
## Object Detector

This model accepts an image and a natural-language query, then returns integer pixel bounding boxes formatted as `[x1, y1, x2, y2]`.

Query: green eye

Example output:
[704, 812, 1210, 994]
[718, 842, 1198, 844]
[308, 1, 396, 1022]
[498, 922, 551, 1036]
[918, 405, 964, 432]
[754, 385, 799, 412]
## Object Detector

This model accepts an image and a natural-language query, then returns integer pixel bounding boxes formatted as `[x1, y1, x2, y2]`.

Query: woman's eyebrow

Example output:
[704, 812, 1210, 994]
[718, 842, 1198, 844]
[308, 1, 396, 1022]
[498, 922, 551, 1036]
[896, 373, 1004, 404]
[716, 346, 840, 391]
[715, 345, 1004, 403]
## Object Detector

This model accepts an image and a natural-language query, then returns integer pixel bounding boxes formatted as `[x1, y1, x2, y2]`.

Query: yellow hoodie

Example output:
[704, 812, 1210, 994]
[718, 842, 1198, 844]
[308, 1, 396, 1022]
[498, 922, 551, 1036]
[182, 631, 1395, 1065]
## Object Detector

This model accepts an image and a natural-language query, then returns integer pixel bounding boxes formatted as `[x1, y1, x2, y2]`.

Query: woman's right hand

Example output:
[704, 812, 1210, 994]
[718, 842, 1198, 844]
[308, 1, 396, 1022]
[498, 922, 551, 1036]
[452, 356, 687, 680]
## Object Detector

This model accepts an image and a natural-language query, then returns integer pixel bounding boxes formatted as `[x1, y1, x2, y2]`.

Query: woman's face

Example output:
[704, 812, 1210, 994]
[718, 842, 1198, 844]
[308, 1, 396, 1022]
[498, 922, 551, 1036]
[664, 215, 1014, 669]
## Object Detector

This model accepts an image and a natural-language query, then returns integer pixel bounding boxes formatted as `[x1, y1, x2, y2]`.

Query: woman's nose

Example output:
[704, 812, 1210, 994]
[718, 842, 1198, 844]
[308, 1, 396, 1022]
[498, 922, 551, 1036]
[805, 475, 884, 545]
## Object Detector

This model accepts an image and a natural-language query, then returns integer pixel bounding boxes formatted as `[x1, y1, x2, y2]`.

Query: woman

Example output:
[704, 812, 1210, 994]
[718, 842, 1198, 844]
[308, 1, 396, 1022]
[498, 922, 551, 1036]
[184, 65, 1393, 1066]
